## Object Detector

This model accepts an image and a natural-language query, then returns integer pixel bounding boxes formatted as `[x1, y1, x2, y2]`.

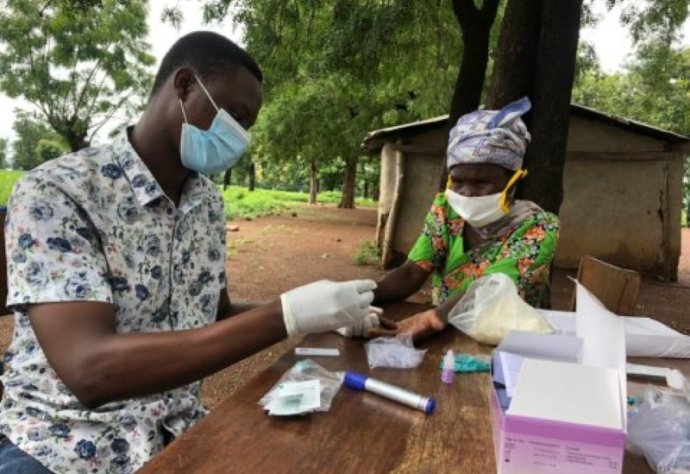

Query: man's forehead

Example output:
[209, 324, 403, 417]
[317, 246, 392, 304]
[209, 66, 262, 94]
[210, 68, 262, 102]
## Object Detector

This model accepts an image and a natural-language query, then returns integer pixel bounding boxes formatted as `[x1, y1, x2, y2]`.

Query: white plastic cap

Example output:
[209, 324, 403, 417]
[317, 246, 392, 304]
[443, 350, 455, 370]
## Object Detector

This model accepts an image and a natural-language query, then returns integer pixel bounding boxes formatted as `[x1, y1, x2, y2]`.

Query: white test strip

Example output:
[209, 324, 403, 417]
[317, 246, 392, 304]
[294, 347, 340, 357]
[369, 306, 384, 315]
[626, 363, 668, 380]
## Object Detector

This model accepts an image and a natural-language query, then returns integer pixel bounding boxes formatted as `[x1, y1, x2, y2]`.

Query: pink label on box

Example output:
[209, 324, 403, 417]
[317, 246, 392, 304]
[489, 386, 625, 474]
[499, 432, 623, 474]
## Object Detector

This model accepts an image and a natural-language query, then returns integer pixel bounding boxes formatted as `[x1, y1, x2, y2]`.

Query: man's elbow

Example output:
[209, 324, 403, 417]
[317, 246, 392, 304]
[61, 355, 121, 410]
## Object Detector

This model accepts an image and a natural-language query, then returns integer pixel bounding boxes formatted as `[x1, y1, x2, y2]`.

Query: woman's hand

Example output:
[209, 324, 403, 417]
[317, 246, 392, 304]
[368, 309, 446, 342]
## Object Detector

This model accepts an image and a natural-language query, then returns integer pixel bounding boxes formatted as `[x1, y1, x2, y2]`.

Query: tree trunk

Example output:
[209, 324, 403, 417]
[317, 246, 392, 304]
[521, 0, 583, 214]
[485, 0, 542, 108]
[485, 0, 582, 214]
[309, 159, 318, 204]
[449, 0, 501, 125]
[67, 132, 89, 152]
[439, 0, 501, 191]
[361, 161, 368, 199]
[223, 169, 231, 190]
[248, 162, 256, 191]
[338, 157, 357, 209]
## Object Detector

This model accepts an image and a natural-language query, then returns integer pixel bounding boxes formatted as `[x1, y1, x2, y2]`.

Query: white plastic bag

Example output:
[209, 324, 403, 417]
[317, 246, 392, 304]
[259, 359, 343, 414]
[627, 389, 690, 474]
[447, 273, 553, 345]
[365, 334, 427, 369]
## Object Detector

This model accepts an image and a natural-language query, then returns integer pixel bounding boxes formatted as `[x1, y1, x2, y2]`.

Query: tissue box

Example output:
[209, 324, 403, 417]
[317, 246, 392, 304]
[489, 282, 627, 474]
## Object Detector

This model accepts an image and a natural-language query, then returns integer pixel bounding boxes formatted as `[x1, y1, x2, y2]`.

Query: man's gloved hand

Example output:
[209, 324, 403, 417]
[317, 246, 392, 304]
[336, 313, 380, 338]
[280, 279, 376, 336]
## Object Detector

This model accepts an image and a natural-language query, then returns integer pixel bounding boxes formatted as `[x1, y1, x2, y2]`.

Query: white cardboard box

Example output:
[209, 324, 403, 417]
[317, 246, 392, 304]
[490, 282, 627, 474]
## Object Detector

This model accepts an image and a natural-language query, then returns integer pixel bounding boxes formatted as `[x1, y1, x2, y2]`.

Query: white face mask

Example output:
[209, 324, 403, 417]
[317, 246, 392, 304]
[445, 189, 508, 228]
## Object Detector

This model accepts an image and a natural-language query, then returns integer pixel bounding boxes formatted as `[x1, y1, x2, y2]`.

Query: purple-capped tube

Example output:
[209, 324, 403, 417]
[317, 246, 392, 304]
[343, 371, 436, 415]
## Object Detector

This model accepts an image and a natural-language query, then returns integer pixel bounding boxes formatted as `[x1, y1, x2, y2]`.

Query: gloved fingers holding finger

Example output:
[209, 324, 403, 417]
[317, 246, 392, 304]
[358, 291, 375, 309]
[355, 279, 377, 293]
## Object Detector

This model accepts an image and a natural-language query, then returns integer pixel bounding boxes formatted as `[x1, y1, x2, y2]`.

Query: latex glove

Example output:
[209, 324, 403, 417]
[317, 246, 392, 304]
[281, 279, 376, 336]
[336, 313, 380, 338]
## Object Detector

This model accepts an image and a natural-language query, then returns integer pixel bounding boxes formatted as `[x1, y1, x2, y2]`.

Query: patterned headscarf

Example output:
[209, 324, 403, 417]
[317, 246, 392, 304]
[447, 97, 532, 171]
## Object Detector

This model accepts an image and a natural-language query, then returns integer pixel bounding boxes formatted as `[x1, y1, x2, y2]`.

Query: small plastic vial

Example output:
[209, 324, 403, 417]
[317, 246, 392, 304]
[441, 350, 455, 384]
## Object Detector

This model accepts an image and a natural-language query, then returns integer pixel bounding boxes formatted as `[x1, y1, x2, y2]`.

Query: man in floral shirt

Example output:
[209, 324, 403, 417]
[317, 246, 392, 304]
[0, 32, 376, 474]
[371, 98, 559, 341]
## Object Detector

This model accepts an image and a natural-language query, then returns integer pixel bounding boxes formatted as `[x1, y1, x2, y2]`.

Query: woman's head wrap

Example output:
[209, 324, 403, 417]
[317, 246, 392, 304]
[446, 97, 532, 171]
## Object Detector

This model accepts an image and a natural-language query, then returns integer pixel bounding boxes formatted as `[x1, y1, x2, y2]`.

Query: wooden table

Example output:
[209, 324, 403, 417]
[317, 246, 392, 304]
[139, 303, 689, 474]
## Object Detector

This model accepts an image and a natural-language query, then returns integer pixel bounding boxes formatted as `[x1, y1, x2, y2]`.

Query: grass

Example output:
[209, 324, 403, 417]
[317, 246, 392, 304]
[0, 170, 23, 206]
[0, 170, 376, 219]
[221, 185, 377, 220]
[354, 239, 381, 267]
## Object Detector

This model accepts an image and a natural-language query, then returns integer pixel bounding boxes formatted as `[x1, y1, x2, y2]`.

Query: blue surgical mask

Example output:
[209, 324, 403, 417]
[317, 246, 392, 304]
[178, 76, 251, 174]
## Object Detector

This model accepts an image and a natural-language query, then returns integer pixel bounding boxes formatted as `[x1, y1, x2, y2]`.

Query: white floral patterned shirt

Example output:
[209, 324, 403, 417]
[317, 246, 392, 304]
[0, 128, 227, 473]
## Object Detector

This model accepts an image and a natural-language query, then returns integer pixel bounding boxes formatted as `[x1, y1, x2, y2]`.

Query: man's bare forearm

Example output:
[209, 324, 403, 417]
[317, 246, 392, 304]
[30, 300, 286, 409]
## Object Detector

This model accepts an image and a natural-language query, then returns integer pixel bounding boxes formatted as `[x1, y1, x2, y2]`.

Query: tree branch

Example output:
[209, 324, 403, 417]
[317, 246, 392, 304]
[87, 91, 134, 141]
[480, 0, 501, 25]
[82, 70, 109, 120]
[74, 58, 103, 114]
[452, 0, 481, 32]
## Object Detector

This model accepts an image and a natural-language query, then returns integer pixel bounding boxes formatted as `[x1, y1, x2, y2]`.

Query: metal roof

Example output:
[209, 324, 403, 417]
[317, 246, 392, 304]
[362, 104, 690, 152]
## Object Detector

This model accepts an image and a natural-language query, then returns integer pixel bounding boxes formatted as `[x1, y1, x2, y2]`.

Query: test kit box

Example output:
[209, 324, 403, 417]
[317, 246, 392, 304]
[489, 282, 627, 474]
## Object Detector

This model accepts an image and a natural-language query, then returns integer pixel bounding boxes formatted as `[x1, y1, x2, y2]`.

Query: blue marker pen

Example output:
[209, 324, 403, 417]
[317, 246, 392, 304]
[343, 371, 436, 415]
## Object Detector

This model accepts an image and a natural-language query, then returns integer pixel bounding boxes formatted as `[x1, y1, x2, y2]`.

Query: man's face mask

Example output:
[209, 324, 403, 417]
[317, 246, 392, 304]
[445, 169, 527, 228]
[178, 75, 250, 174]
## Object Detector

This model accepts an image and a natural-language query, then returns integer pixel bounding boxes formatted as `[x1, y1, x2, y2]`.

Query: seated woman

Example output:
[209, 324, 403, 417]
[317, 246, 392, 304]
[371, 97, 559, 340]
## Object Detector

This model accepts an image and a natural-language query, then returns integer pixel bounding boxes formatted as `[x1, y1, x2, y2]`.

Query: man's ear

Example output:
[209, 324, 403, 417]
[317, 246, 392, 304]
[173, 67, 196, 102]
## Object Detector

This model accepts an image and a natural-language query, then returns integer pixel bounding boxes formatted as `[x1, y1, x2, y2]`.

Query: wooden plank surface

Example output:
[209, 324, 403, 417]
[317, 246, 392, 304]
[139, 302, 688, 474]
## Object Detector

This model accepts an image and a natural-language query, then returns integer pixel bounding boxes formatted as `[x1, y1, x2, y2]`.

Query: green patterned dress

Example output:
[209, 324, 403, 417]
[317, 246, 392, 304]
[408, 193, 560, 306]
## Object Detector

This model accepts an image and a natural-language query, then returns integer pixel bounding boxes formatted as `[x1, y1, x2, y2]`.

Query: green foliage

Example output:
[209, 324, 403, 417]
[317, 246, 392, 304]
[573, 42, 689, 136]
[12, 110, 69, 170]
[0, 0, 155, 151]
[35, 138, 69, 163]
[221, 185, 375, 219]
[607, 0, 690, 44]
[188, 0, 463, 204]
[354, 239, 381, 267]
[0, 169, 24, 205]
[0, 139, 7, 169]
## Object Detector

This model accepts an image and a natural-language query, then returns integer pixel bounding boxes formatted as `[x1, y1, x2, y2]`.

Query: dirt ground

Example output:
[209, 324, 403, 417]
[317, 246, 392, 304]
[0, 205, 689, 409]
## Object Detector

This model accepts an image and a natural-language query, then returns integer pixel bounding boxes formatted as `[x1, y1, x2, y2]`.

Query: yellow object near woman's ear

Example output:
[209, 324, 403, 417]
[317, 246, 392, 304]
[446, 174, 452, 190]
[499, 169, 528, 213]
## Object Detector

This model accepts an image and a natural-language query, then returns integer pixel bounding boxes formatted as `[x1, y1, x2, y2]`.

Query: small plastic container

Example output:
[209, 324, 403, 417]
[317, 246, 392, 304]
[441, 350, 455, 384]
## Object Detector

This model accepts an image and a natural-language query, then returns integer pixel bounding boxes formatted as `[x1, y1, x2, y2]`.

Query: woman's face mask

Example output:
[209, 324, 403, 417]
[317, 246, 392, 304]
[446, 168, 527, 228]
[178, 75, 251, 174]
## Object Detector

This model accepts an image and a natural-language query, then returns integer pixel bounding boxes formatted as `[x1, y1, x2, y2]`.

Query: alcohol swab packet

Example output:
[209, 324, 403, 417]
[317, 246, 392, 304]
[264, 379, 321, 416]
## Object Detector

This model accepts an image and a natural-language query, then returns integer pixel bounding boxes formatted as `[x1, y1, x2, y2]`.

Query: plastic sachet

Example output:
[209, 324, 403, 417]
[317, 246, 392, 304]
[259, 359, 343, 415]
[447, 273, 553, 345]
[627, 389, 690, 474]
[365, 334, 427, 369]
[437, 353, 491, 373]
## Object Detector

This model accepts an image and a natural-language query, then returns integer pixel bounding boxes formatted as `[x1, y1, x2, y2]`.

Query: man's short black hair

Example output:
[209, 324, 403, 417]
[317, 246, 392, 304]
[151, 31, 262, 97]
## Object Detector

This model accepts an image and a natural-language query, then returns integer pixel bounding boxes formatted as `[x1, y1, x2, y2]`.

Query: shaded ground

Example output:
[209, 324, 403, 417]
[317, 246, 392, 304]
[0, 205, 688, 409]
